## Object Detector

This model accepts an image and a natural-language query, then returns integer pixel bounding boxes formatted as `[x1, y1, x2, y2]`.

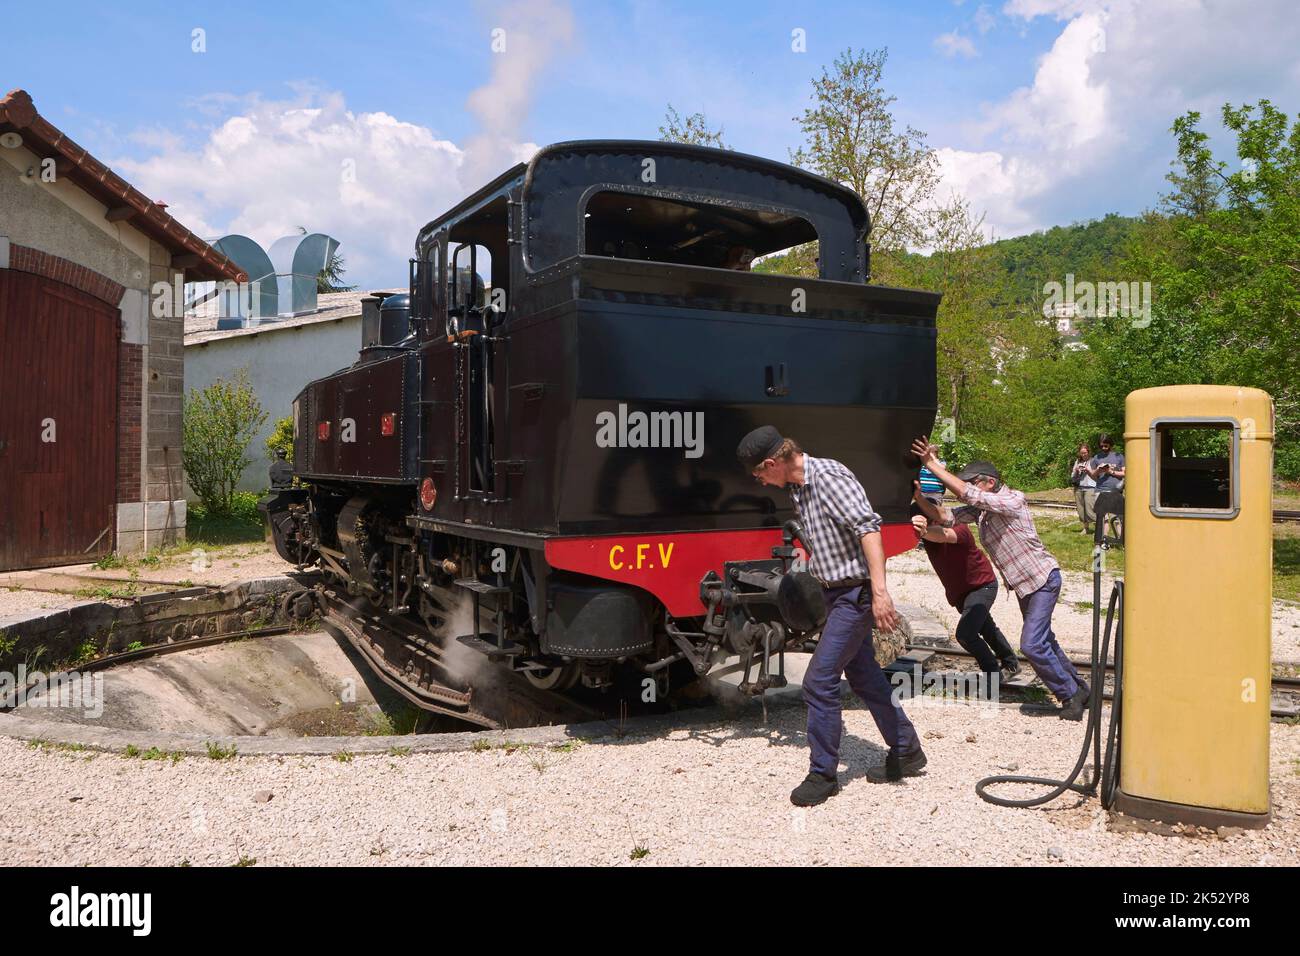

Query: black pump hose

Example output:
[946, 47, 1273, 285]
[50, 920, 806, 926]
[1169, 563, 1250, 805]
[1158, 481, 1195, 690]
[974, 565, 1124, 810]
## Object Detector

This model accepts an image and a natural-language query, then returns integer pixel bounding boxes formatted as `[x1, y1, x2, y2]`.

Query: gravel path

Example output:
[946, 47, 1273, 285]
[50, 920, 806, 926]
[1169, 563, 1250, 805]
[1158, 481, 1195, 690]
[3, 700, 1296, 866]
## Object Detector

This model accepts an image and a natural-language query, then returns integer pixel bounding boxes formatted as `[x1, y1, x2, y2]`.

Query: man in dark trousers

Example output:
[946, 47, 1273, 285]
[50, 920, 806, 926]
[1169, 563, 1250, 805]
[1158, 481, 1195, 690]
[910, 486, 1020, 689]
[910, 438, 1090, 720]
[737, 426, 926, 806]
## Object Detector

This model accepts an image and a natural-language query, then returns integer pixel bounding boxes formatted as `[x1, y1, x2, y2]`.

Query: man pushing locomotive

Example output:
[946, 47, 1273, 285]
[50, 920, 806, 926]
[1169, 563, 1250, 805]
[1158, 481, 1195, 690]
[909, 437, 1090, 721]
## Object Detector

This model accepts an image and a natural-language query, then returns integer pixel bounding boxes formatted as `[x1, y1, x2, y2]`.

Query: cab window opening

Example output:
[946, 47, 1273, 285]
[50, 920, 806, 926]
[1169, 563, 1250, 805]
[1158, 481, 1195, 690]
[582, 190, 820, 276]
[447, 195, 510, 320]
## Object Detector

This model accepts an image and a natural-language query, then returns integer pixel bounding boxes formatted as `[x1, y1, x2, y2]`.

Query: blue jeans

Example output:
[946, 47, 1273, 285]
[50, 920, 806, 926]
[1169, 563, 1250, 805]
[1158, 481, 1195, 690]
[1016, 569, 1082, 701]
[803, 584, 920, 779]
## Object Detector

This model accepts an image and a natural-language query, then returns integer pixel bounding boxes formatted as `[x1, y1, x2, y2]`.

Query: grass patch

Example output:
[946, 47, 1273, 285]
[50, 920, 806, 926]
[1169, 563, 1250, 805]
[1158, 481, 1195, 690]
[122, 744, 181, 762]
[332, 750, 354, 763]
[386, 746, 411, 757]
[362, 706, 422, 736]
[1031, 516, 1126, 577]
[28, 738, 87, 754]
[470, 739, 534, 754]
[90, 553, 126, 571]
[1021, 686, 1051, 704]
[1272, 524, 1300, 602]
[188, 492, 266, 546]
[205, 741, 238, 761]
[140, 746, 183, 763]
[629, 844, 650, 861]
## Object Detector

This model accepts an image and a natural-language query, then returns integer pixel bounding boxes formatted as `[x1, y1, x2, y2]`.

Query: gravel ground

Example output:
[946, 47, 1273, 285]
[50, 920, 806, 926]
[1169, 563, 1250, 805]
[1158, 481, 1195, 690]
[3, 700, 1297, 866]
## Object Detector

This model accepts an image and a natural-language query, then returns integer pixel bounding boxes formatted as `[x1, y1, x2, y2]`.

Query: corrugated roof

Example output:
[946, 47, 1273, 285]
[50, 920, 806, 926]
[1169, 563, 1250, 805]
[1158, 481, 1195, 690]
[0, 89, 246, 283]
[184, 290, 400, 345]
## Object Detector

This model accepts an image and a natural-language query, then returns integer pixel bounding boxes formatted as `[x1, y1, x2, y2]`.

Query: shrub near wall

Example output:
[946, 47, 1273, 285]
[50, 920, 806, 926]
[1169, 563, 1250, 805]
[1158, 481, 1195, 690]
[182, 369, 267, 515]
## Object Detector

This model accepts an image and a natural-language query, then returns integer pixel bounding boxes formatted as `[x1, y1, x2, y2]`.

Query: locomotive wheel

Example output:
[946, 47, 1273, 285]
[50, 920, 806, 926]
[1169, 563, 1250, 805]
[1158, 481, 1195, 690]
[523, 662, 580, 692]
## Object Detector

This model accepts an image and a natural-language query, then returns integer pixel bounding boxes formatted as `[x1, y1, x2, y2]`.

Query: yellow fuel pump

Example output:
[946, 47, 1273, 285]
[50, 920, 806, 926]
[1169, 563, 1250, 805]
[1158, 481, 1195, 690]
[975, 385, 1273, 830]
[1114, 385, 1273, 828]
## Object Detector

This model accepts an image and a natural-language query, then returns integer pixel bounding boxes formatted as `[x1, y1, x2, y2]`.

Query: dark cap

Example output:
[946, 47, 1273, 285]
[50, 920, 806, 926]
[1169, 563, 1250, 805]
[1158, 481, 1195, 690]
[736, 425, 785, 471]
[956, 460, 1001, 483]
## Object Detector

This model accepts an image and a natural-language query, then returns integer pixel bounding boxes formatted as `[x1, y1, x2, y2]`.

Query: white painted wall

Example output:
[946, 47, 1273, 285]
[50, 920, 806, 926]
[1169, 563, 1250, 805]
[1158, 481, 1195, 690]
[184, 316, 362, 493]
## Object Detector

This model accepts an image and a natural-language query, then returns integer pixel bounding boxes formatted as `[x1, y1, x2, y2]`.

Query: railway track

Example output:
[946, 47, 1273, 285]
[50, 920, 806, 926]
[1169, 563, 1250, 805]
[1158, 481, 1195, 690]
[906, 641, 1300, 720]
[314, 585, 607, 731]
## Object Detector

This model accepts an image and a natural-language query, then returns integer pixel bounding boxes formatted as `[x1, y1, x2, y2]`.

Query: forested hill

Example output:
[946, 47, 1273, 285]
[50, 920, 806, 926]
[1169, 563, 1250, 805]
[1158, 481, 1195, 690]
[986, 213, 1141, 302]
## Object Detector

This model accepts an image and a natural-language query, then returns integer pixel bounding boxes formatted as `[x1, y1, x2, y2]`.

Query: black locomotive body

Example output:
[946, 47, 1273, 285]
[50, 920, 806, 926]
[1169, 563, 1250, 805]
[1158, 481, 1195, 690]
[261, 140, 939, 698]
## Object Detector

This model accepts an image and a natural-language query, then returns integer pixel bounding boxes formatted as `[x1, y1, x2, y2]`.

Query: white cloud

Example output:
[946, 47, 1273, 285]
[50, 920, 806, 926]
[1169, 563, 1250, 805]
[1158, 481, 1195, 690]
[461, 0, 575, 189]
[935, 31, 979, 58]
[975, 3, 997, 34]
[114, 92, 473, 288]
[933, 146, 1048, 240]
[936, 0, 1300, 240]
[112, 1, 576, 289]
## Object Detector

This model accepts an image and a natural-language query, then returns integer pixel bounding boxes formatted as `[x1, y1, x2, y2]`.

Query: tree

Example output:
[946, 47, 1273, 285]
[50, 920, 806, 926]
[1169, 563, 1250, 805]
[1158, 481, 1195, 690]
[894, 195, 1000, 429]
[1120, 102, 1300, 454]
[183, 370, 268, 514]
[1158, 111, 1226, 219]
[659, 105, 729, 149]
[318, 251, 357, 293]
[791, 47, 939, 265]
[266, 415, 294, 463]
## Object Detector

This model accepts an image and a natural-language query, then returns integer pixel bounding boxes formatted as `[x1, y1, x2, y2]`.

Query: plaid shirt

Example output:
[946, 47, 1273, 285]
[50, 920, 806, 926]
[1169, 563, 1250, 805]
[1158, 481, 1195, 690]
[950, 483, 1058, 598]
[789, 456, 882, 587]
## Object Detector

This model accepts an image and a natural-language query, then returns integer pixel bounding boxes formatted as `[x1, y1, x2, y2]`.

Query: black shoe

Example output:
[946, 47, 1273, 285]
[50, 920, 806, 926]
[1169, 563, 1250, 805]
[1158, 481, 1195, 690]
[1000, 658, 1021, 682]
[866, 747, 928, 783]
[791, 772, 840, 806]
[1059, 680, 1091, 721]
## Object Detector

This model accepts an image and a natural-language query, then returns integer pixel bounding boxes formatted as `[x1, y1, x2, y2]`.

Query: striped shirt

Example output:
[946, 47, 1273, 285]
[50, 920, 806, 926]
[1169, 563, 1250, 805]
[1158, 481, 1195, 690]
[918, 464, 946, 496]
[789, 455, 882, 587]
[950, 483, 1059, 598]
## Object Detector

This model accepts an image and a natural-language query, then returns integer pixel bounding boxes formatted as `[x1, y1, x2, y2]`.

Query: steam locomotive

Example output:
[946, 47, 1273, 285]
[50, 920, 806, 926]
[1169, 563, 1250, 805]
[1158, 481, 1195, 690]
[260, 140, 939, 703]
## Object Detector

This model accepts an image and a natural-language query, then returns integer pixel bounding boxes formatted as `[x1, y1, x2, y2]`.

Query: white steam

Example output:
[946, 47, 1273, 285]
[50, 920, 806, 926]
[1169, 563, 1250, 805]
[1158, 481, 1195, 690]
[458, 0, 576, 191]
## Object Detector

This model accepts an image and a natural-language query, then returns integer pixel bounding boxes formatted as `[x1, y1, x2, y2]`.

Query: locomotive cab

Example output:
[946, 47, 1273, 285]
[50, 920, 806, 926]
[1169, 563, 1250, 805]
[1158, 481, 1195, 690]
[263, 140, 938, 703]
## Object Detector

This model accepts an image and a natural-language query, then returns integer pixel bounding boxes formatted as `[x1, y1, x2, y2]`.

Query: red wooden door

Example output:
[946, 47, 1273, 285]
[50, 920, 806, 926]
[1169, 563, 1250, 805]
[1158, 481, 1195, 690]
[0, 269, 118, 570]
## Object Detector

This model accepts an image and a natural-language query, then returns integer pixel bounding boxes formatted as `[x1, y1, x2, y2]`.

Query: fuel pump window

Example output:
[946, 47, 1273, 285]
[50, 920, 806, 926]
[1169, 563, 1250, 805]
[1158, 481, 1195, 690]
[1152, 421, 1238, 517]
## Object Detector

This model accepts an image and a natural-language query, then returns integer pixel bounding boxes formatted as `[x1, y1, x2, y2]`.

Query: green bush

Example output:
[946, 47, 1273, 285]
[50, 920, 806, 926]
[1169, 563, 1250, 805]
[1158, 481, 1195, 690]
[939, 433, 991, 475]
[266, 415, 294, 463]
[1275, 440, 1300, 482]
[182, 370, 267, 515]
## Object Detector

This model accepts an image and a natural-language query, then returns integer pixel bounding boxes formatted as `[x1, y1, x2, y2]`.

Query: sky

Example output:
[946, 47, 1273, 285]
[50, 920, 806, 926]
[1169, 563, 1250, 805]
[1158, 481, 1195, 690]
[5, 0, 1299, 289]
